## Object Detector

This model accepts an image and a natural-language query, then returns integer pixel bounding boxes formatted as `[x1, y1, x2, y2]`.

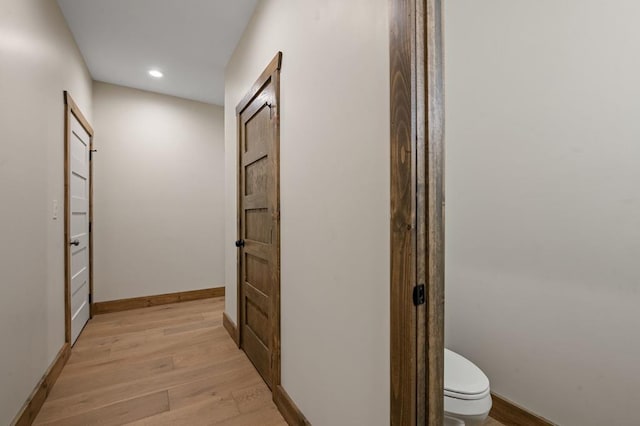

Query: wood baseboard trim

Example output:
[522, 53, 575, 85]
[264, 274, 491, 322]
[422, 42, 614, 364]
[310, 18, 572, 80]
[273, 385, 310, 426]
[92, 287, 225, 315]
[222, 312, 239, 347]
[490, 393, 555, 426]
[11, 343, 71, 426]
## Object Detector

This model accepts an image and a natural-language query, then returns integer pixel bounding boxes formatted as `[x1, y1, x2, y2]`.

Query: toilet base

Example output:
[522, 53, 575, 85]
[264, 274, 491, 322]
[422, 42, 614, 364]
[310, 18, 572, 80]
[444, 393, 492, 426]
[444, 414, 487, 426]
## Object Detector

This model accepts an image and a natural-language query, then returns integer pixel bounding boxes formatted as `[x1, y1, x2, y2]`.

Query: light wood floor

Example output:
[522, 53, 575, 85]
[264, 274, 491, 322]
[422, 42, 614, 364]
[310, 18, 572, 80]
[35, 297, 286, 426]
[35, 297, 504, 425]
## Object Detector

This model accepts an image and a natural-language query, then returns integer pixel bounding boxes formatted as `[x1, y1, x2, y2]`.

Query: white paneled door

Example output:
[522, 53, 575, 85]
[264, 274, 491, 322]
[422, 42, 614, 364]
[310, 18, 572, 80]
[69, 113, 91, 345]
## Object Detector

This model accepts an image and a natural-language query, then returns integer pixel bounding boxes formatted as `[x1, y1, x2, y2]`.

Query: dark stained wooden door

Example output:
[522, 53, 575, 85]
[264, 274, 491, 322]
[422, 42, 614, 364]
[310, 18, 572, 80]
[236, 54, 281, 389]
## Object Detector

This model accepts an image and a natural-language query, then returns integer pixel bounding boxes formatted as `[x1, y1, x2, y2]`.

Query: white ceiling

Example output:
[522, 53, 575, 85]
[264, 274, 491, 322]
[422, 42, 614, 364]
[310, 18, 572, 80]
[57, 0, 258, 105]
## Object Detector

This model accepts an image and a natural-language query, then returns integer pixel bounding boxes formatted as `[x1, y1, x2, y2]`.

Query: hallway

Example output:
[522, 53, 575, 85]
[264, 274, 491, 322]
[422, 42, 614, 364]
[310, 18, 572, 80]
[34, 298, 286, 425]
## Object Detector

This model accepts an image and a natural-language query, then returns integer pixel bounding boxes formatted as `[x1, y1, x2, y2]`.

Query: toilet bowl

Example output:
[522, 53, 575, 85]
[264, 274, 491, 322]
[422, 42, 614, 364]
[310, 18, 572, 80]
[444, 349, 492, 426]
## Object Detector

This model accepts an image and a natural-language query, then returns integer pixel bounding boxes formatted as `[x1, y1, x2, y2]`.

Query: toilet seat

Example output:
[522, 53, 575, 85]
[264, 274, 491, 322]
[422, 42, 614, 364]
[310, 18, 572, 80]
[444, 349, 492, 426]
[445, 386, 490, 401]
[444, 392, 492, 425]
[444, 349, 490, 400]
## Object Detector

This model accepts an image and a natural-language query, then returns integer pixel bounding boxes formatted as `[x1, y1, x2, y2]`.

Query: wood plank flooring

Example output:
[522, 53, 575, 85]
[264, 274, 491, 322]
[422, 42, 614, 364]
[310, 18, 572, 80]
[485, 417, 505, 426]
[35, 296, 504, 425]
[35, 298, 286, 426]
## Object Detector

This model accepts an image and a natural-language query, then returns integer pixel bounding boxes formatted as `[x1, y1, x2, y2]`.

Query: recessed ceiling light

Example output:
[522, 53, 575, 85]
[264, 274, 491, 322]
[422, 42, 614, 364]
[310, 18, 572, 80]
[148, 69, 163, 78]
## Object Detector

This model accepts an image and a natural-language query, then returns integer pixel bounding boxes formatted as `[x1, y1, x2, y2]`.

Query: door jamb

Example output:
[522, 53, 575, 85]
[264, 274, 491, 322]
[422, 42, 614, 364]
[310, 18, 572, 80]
[389, 0, 445, 424]
[235, 52, 283, 390]
[64, 91, 95, 344]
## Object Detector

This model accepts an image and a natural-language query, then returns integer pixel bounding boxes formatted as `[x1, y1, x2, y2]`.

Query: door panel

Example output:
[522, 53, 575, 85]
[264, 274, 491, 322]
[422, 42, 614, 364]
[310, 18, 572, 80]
[246, 299, 270, 343]
[245, 209, 271, 243]
[245, 253, 269, 294]
[238, 75, 279, 389]
[245, 106, 271, 152]
[245, 157, 268, 195]
[242, 326, 271, 383]
[69, 114, 91, 345]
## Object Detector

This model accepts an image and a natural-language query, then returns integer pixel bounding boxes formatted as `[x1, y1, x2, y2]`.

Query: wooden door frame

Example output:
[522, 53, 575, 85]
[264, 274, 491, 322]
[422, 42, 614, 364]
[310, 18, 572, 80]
[64, 91, 95, 345]
[235, 52, 283, 394]
[390, 0, 445, 424]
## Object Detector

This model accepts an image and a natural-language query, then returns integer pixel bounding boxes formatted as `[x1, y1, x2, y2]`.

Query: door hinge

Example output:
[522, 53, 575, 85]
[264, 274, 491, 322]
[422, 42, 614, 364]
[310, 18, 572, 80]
[413, 284, 425, 306]
[89, 293, 93, 304]
[89, 222, 92, 232]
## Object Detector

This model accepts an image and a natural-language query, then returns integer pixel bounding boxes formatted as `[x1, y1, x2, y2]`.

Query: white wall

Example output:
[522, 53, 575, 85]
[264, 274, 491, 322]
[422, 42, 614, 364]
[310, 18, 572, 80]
[0, 0, 92, 422]
[92, 82, 225, 302]
[444, 1, 640, 425]
[224, 1, 389, 424]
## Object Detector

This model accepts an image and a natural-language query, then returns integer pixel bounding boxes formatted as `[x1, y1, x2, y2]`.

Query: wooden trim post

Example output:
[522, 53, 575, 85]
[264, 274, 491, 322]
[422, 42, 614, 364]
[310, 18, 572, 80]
[389, 0, 445, 424]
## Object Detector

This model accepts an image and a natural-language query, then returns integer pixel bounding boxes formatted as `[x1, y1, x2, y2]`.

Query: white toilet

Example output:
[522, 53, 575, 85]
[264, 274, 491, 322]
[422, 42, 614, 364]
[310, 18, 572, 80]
[444, 349, 492, 426]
